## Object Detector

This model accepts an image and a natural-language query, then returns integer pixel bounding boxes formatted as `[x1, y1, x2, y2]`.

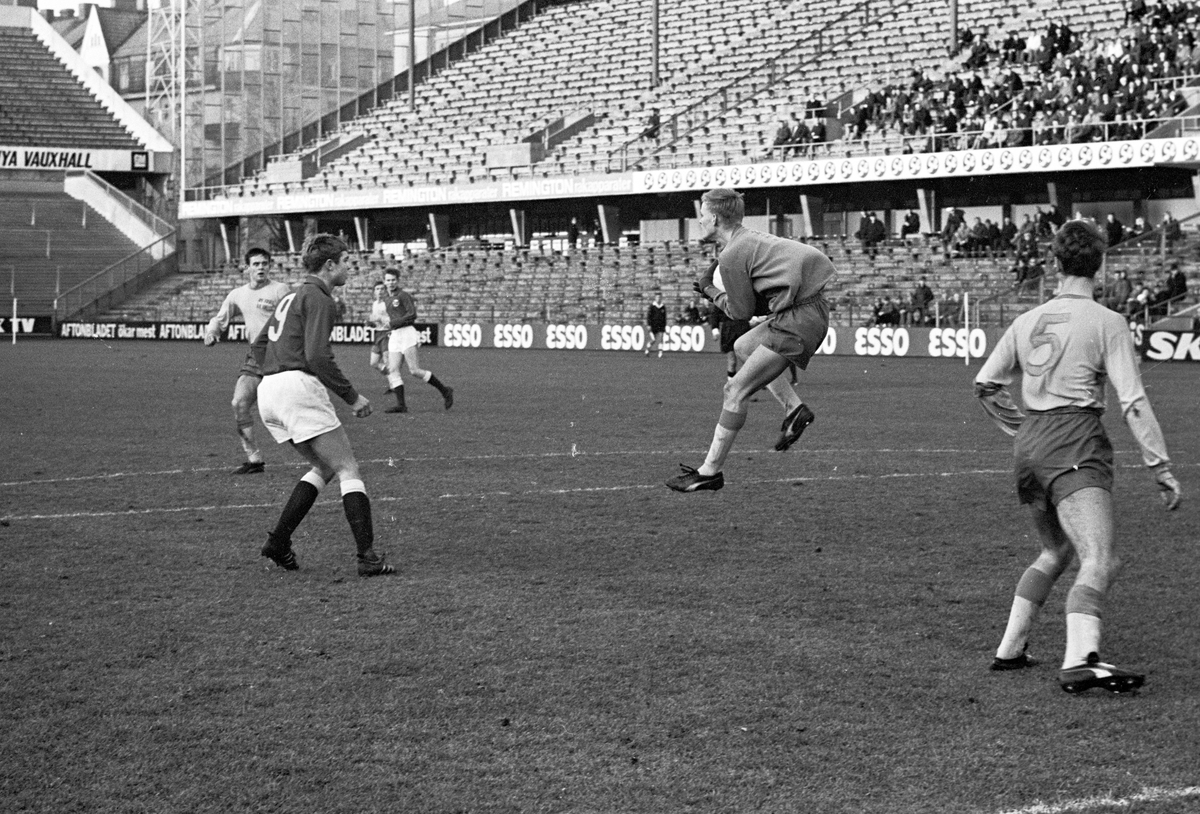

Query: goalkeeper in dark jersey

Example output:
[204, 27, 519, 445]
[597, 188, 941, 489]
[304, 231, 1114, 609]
[666, 188, 836, 492]
[251, 233, 395, 577]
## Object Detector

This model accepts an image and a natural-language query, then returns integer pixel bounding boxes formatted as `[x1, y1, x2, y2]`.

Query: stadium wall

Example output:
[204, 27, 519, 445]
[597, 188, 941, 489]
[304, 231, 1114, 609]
[39, 319, 1194, 362]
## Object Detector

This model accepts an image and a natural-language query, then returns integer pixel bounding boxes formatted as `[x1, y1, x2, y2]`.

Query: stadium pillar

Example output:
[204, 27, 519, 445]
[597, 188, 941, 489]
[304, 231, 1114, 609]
[799, 195, 823, 238]
[429, 213, 449, 249]
[284, 220, 298, 253]
[508, 209, 530, 247]
[1046, 182, 1070, 216]
[916, 188, 937, 233]
[1190, 172, 1200, 205]
[597, 204, 620, 245]
[354, 216, 369, 251]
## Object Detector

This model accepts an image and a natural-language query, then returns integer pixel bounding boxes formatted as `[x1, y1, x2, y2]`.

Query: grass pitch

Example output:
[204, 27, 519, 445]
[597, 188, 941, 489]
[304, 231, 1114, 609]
[1, 340, 1198, 814]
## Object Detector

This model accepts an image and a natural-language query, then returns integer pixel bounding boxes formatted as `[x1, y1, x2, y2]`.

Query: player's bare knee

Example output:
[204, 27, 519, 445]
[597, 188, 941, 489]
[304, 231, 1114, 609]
[722, 377, 750, 407]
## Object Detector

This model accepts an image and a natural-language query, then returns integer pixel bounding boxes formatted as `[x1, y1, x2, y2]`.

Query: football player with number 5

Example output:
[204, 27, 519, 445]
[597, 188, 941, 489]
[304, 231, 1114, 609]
[975, 218, 1181, 693]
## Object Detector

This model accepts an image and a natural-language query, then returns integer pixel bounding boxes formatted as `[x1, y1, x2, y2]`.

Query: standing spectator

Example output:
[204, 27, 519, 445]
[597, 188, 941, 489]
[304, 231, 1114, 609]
[1046, 204, 1066, 234]
[640, 108, 661, 141]
[857, 211, 887, 260]
[252, 233, 395, 577]
[645, 292, 668, 357]
[203, 247, 293, 475]
[667, 187, 836, 492]
[1166, 261, 1188, 302]
[976, 218, 1180, 692]
[1162, 212, 1182, 249]
[1105, 213, 1126, 246]
[909, 277, 935, 325]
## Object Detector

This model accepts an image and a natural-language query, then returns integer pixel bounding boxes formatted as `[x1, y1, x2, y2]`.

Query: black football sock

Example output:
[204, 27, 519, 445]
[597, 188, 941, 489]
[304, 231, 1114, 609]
[427, 374, 450, 395]
[341, 488, 374, 556]
[271, 478, 322, 543]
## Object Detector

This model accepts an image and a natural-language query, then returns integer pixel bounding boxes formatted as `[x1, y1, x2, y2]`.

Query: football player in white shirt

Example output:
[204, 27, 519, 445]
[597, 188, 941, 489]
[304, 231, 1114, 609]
[203, 248, 293, 474]
[975, 218, 1181, 694]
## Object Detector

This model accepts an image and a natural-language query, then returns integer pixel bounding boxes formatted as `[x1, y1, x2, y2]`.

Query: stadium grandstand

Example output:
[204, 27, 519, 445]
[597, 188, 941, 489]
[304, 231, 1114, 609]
[0, 2, 173, 331]
[4, 0, 1198, 342]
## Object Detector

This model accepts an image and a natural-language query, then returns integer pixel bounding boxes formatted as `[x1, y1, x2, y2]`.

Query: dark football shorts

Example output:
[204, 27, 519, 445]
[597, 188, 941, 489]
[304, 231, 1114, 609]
[239, 350, 263, 379]
[719, 317, 752, 353]
[1014, 408, 1114, 510]
[741, 293, 830, 370]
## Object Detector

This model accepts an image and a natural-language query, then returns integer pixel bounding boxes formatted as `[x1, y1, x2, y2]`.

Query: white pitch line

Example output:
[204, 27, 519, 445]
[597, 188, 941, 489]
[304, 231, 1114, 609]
[0, 447, 1158, 489]
[995, 785, 1200, 814]
[3, 462, 1194, 523]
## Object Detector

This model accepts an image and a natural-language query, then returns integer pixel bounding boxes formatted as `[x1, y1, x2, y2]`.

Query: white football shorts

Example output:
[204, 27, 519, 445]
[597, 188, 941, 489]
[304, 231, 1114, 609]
[257, 370, 342, 444]
[388, 325, 421, 353]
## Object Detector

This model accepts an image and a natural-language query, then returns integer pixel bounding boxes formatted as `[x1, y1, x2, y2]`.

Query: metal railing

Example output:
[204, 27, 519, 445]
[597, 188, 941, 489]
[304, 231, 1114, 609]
[66, 170, 174, 238]
[607, 2, 875, 172]
[54, 232, 177, 323]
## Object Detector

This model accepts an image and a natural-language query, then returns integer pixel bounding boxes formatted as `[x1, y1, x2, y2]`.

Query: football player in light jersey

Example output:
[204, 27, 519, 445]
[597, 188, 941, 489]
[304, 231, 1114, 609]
[251, 233, 394, 577]
[381, 267, 454, 414]
[203, 248, 292, 474]
[666, 187, 836, 492]
[975, 218, 1181, 694]
[366, 281, 390, 377]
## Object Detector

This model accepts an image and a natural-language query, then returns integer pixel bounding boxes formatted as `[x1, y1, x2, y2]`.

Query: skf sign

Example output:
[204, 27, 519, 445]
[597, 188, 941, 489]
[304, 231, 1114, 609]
[1143, 330, 1200, 361]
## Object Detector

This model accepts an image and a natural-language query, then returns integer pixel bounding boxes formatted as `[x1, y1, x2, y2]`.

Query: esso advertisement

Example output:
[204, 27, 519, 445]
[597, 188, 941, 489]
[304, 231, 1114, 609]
[443, 323, 482, 348]
[927, 327, 988, 359]
[546, 324, 589, 350]
[600, 324, 646, 351]
[854, 326, 910, 356]
[663, 324, 707, 352]
[813, 327, 837, 355]
[493, 323, 534, 349]
[1143, 331, 1200, 361]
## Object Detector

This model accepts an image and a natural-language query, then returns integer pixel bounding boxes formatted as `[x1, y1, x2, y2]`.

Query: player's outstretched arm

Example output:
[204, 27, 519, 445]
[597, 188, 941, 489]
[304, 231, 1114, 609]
[973, 381, 1025, 437]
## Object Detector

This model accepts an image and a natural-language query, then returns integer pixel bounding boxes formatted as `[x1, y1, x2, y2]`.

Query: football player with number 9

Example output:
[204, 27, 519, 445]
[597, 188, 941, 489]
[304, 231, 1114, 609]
[975, 218, 1180, 694]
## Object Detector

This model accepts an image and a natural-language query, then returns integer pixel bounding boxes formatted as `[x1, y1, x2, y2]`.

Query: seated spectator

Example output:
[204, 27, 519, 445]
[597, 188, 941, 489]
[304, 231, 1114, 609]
[998, 216, 1018, 255]
[771, 119, 792, 159]
[809, 119, 827, 154]
[940, 291, 963, 327]
[680, 297, 701, 325]
[951, 220, 973, 258]
[1013, 254, 1046, 294]
[1002, 30, 1026, 62]
[879, 296, 901, 325]
[789, 115, 811, 158]
[1150, 272, 1175, 317]
[900, 209, 922, 243]
[1126, 273, 1153, 315]
[1104, 269, 1133, 311]
[870, 298, 886, 325]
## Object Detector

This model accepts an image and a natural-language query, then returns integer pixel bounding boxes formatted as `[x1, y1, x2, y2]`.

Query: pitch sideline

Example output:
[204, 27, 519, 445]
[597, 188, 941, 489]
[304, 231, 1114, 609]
[2, 462, 1193, 522]
[994, 785, 1200, 814]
